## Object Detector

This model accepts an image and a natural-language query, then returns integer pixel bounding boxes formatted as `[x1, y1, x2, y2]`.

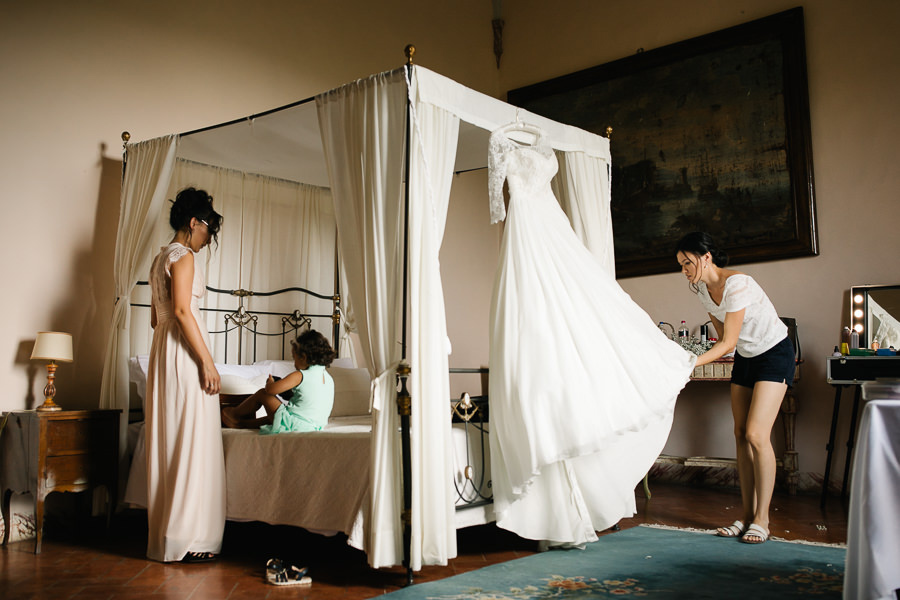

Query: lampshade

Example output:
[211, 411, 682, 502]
[31, 332, 74, 362]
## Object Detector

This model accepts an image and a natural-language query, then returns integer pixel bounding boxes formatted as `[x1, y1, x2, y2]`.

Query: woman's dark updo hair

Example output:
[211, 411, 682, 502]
[169, 187, 222, 247]
[292, 329, 336, 367]
[675, 231, 729, 267]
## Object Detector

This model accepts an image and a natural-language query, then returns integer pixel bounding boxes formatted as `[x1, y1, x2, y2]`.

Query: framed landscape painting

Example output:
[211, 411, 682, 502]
[508, 7, 818, 278]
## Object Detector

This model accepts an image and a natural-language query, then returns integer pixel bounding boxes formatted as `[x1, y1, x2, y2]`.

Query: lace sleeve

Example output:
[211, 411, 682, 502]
[487, 131, 508, 224]
[165, 245, 192, 277]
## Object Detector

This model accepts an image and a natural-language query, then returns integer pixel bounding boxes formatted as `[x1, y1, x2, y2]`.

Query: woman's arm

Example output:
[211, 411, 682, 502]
[695, 309, 744, 366]
[265, 371, 303, 395]
[170, 252, 220, 395]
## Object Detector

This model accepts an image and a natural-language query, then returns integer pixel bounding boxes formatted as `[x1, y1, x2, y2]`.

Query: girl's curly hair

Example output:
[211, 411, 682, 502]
[292, 329, 336, 367]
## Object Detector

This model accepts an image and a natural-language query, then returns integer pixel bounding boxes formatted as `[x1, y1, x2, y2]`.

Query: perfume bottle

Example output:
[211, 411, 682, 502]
[677, 320, 689, 340]
[657, 321, 674, 340]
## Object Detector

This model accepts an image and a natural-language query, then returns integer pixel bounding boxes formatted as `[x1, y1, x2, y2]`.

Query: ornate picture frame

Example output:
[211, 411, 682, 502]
[508, 7, 818, 278]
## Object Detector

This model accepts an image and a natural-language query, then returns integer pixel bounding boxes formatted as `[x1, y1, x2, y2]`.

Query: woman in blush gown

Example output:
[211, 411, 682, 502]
[144, 187, 226, 563]
[487, 124, 696, 546]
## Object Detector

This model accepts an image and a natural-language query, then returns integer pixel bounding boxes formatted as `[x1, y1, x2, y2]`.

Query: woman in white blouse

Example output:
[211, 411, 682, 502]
[676, 232, 795, 545]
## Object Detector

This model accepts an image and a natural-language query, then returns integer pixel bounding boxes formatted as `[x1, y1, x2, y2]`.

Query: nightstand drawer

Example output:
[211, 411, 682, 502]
[45, 417, 116, 455]
[43, 454, 96, 486]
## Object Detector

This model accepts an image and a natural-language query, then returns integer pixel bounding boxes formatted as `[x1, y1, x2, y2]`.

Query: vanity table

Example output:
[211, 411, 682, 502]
[820, 283, 900, 506]
[648, 355, 800, 496]
[822, 355, 900, 506]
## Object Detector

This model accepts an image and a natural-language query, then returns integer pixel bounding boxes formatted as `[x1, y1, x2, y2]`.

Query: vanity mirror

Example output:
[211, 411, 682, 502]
[850, 284, 900, 349]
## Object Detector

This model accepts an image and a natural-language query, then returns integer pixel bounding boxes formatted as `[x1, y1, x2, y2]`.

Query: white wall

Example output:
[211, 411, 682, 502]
[2, 0, 898, 490]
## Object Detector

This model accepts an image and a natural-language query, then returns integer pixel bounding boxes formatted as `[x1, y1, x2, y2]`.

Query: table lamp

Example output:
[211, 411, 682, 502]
[31, 331, 73, 412]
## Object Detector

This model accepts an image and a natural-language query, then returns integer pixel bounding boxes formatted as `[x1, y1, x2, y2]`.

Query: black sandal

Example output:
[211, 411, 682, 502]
[182, 551, 217, 563]
[266, 558, 311, 586]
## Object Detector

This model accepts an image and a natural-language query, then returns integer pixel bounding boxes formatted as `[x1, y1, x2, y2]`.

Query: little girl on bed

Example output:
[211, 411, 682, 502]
[221, 329, 336, 433]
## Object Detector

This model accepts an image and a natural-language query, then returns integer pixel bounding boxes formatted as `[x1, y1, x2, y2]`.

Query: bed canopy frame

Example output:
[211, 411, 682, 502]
[100, 47, 614, 581]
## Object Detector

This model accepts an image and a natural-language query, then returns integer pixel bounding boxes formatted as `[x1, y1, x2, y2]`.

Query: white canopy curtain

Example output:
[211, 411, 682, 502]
[316, 69, 409, 569]
[405, 83, 460, 566]
[171, 161, 336, 363]
[100, 134, 177, 460]
[237, 174, 336, 361]
[553, 151, 616, 277]
[126, 160, 338, 365]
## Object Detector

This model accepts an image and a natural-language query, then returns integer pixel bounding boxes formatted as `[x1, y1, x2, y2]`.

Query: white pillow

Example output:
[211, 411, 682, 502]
[216, 363, 269, 380]
[329, 367, 372, 417]
[252, 359, 296, 379]
[219, 372, 268, 396]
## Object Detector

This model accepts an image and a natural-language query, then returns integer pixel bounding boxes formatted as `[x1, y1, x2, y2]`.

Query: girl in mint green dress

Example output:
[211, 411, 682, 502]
[221, 329, 335, 432]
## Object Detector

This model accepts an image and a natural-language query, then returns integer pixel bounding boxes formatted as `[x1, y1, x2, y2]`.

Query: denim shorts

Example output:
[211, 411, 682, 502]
[731, 337, 796, 388]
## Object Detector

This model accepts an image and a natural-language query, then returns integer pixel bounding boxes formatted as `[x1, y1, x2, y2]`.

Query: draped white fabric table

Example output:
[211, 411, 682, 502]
[845, 398, 900, 600]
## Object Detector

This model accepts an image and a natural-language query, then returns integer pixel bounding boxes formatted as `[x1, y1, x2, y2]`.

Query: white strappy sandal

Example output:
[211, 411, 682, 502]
[715, 520, 745, 538]
[740, 523, 769, 544]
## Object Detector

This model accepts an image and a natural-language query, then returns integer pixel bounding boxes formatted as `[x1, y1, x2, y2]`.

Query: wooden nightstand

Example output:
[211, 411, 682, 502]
[1, 409, 120, 553]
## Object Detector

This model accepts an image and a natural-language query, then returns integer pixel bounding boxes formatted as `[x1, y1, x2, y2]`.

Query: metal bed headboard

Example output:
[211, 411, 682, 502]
[132, 282, 341, 364]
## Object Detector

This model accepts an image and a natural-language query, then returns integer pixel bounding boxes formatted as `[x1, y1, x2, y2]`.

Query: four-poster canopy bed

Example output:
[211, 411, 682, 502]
[100, 48, 613, 578]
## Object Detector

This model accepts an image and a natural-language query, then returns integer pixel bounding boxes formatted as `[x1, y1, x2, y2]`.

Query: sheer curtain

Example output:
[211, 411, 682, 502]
[241, 174, 336, 362]
[317, 69, 408, 568]
[407, 79, 460, 566]
[99, 134, 177, 458]
[553, 151, 615, 277]
[131, 161, 337, 365]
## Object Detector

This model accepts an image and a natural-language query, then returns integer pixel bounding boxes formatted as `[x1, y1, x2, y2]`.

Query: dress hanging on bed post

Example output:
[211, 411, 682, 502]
[486, 124, 696, 546]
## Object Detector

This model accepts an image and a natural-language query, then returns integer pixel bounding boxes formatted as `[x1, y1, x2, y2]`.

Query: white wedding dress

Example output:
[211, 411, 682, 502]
[487, 126, 696, 545]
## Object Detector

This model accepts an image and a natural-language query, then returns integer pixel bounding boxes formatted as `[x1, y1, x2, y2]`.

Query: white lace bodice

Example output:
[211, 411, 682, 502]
[488, 127, 558, 224]
[149, 243, 205, 323]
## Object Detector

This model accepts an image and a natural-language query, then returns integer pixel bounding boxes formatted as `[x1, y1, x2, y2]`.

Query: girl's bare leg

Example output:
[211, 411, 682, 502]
[222, 390, 282, 429]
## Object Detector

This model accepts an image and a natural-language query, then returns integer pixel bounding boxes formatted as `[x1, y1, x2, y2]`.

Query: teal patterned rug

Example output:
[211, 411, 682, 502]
[385, 525, 845, 599]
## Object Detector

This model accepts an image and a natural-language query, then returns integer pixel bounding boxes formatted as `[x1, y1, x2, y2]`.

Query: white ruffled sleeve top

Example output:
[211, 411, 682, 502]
[698, 274, 787, 357]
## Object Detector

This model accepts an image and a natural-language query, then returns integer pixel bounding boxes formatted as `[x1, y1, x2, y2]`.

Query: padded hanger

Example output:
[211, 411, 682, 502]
[498, 114, 543, 146]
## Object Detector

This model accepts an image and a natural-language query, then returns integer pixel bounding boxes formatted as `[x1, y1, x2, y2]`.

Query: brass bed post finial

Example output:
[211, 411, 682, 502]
[121, 131, 130, 149]
[605, 126, 613, 140]
[405, 44, 415, 65]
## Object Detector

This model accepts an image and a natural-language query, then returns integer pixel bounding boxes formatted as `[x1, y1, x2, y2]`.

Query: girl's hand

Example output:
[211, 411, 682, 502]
[200, 360, 221, 395]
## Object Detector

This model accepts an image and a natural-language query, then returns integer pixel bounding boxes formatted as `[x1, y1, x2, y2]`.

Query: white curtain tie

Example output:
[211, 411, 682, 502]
[370, 361, 402, 412]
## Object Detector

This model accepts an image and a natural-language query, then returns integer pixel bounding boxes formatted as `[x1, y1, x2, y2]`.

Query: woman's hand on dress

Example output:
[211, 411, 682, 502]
[200, 360, 221, 395]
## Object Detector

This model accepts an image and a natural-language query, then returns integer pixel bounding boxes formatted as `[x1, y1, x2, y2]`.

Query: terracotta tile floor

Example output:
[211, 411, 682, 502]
[0, 482, 848, 599]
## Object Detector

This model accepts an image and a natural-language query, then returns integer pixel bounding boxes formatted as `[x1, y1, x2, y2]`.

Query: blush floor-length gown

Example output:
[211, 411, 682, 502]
[145, 242, 226, 562]
[487, 127, 696, 546]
